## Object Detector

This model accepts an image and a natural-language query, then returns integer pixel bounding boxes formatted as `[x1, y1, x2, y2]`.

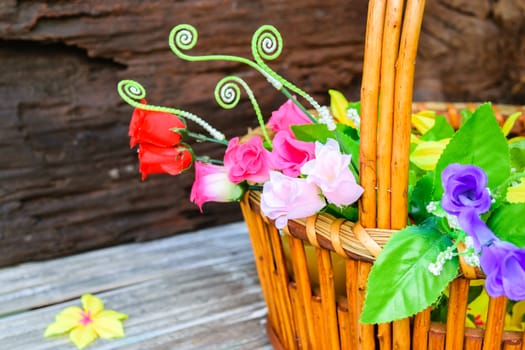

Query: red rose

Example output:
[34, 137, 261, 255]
[138, 143, 193, 180]
[129, 108, 185, 148]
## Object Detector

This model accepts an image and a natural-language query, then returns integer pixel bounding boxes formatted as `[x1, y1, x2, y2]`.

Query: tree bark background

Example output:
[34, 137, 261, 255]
[0, 0, 524, 267]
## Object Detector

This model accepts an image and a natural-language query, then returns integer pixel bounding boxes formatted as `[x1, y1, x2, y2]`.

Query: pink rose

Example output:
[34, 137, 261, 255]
[267, 98, 312, 132]
[261, 171, 325, 229]
[190, 162, 245, 212]
[271, 130, 315, 177]
[301, 139, 363, 207]
[224, 136, 273, 184]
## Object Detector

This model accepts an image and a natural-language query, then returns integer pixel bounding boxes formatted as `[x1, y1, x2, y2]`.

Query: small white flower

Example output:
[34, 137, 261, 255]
[347, 108, 360, 128]
[426, 201, 438, 213]
[446, 214, 461, 230]
[318, 106, 336, 131]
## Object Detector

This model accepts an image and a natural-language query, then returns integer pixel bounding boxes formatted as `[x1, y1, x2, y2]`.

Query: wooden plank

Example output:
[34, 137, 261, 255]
[0, 222, 271, 349]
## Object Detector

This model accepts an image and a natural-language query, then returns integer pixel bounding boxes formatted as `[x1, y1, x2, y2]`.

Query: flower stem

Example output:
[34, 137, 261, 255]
[195, 156, 224, 165]
[183, 130, 229, 145]
[280, 88, 318, 124]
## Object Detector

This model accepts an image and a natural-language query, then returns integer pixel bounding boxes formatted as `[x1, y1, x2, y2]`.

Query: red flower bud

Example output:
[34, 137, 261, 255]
[138, 144, 192, 180]
[129, 108, 185, 148]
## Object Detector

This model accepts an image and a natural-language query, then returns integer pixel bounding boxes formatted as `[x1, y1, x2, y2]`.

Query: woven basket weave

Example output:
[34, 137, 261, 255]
[239, 0, 525, 348]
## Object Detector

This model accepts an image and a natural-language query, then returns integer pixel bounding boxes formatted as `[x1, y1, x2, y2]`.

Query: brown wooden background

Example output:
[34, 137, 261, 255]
[1, 0, 524, 267]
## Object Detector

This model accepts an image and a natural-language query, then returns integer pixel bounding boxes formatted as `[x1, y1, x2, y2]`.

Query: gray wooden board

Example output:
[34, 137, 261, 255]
[0, 222, 272, 349]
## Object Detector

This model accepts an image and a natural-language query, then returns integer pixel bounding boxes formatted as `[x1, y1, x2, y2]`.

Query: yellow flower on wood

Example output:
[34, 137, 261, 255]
[44, 294, 128, 349]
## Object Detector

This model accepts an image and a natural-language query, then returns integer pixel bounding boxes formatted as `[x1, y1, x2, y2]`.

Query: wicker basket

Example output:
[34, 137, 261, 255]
[239, 0, 525, 348]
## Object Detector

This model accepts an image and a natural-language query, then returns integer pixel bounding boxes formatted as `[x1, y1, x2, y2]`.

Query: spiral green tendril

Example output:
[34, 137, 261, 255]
[169, 24, 319, 122]
[117, 80, 225, 141]
[251, 25, 321, 120]
[215, 76, 271, 147]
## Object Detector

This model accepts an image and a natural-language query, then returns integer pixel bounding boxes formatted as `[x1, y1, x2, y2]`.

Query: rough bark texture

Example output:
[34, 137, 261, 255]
[0, 0, 524, 267]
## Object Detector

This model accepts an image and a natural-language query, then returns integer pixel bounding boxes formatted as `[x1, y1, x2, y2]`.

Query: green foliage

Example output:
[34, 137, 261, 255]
[409, 172, 434, 224]
[421, 115, 455, 141]
[434, 103, 510, 199]
[361, 218, 459, 324]
[510, 140, 525, 172]
[488, 203, 525, 248]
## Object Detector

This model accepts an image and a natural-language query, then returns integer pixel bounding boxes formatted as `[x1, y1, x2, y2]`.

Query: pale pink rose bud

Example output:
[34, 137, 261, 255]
[224, 136, 273, 184]
[271, 130, 315, 177]
[190, 161, 245, 212]
[267, 98, 312, 132]
[261, 171, 325, 229]
[301, 139, 363, 207]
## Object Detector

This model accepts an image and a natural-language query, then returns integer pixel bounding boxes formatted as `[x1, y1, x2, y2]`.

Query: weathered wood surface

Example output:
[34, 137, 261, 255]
[0, 222, 271, 349]
[1, 0, 524, 266]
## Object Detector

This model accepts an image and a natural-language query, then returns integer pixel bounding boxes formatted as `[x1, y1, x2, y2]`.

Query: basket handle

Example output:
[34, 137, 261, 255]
[359, 0, 426, 232]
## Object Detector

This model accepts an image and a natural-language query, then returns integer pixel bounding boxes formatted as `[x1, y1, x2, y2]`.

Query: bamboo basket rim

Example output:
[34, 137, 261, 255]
[246, 100, 525, 277]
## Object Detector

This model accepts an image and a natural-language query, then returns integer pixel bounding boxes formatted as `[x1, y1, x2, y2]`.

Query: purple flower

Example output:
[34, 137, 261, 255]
[441, 164, 495, 249]
[480, 240, 525, 300]
[260, 171, 325, 229]
[441, 164, 492, 216]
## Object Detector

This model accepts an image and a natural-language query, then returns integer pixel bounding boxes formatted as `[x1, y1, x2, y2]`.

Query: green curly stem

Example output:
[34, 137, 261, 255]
[169, 24, 319, 122]
[117, 80, 225, 141]
[250, 25, 322, 118]
[214, 76, 272, 148]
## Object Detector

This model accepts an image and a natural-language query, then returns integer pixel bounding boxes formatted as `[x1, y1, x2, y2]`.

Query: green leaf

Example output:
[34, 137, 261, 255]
[361, 219, 459, 324]
[409, 172, 434, 224]
[433, 103, 510, 199]
[421, 115, 455, 141]
[510, 140, 525, 172]
[487, 203, 525, 248]
[291, 123, 333, 143]
[460, 109, 473, 125]
[325, 204, 358, 222]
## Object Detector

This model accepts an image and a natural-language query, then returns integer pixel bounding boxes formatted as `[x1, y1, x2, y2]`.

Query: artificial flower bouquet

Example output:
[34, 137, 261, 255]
[118, 23, 525, 329]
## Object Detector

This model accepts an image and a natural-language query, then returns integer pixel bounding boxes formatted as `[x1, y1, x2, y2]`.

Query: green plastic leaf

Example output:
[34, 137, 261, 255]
[361, 219, 459, 324]
[460, 109, 473, 125]
[510, 140, 525, 172]
[487, 203, 525, 248]
[421, 115, 455, 141]
[291, 123, 333, 143]
[434, 103, 510, 199]
[409, 172, 434, 224]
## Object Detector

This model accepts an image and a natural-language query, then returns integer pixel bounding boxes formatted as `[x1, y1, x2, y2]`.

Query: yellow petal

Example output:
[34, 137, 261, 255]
[411, 110, 437, 135]
[44, 307, 83, 337]
[328, 89, 356, 127]
[467, 287, 489, 327]
[502, 111, 523, 137]
[410, 139, 450, 171]
[99, 310, 128, 321]
[507, 178, 525, 203]
[70, 325, 98, 350]
[81, 294, 104, 316]
[509, 136, 525, 144]
[93, 311, 126, 339]
[509, 300, 525, 330]
[411, 134, 422, 145]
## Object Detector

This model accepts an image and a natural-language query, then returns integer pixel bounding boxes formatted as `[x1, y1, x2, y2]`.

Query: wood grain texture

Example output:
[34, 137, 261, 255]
[0, 221, 271, 349]
[1, 0, 524, 266]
